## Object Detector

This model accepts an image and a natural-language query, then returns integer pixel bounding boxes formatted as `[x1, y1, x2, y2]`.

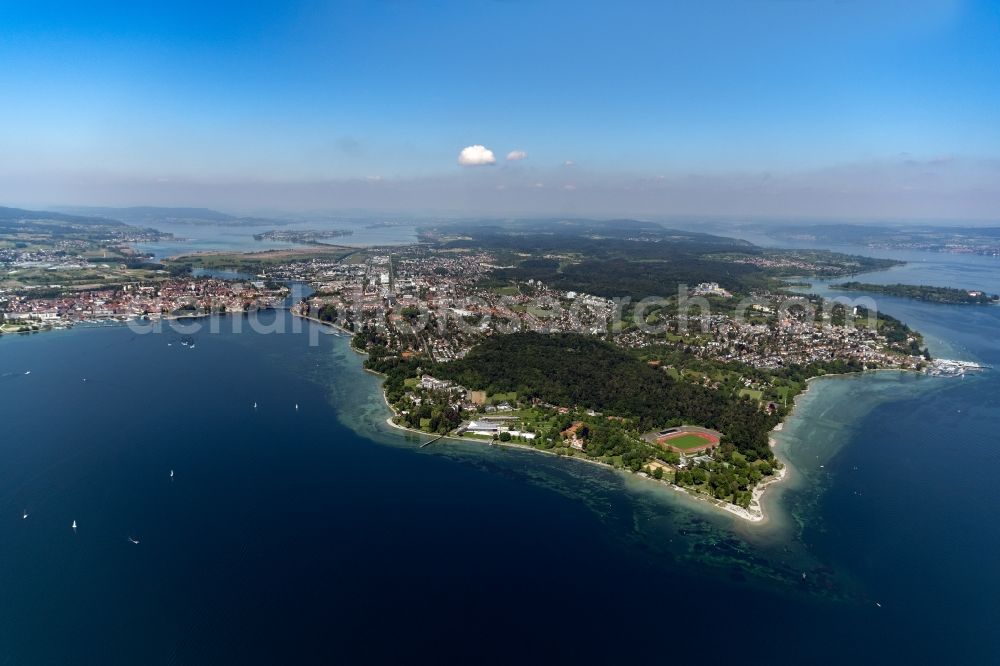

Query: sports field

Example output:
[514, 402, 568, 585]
[644, 426, 722, 452]
[661, 433, 715, 450]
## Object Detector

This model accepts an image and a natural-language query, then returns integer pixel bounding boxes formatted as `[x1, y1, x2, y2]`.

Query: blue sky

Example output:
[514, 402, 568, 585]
[1, 0, 998, 219]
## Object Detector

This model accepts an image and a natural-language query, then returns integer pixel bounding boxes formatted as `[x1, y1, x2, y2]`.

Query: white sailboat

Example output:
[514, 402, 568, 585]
[72, 520, 77, 530]
[170, 469, 174, 478]
[22, 511, 28, 520]
[295, 403, 299, 410]
[24, 370, 30, 375]
[253, 401, 258, 410]
[128, 536, 140, 545]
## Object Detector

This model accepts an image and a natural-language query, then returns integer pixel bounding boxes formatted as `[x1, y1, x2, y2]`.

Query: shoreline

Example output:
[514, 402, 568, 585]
[377, 411, 768, 519]
[0, 306, 287, 336]
[757, 366, 931, 520]
[293, 311, 358, 340]
[349, 331, 781, 523]
[12, 310, 924, 526]
[373, 362, 929, 525]
[7, 309, 935, 527]
[297, 311, 931, 525]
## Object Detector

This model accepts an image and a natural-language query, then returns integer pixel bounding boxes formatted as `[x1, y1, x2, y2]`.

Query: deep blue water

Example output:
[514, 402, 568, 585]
[1, 251, 999, 664]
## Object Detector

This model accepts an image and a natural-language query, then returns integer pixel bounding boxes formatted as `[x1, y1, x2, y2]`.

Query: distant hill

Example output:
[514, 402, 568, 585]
[428, 217, 756, 251]
[751, 222, 1000, 248]
[54, 206, 290, 227]
[0, 206, 125, 226]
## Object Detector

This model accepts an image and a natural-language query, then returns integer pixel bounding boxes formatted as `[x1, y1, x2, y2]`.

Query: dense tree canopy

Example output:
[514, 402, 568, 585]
[433, 332, 778, 461]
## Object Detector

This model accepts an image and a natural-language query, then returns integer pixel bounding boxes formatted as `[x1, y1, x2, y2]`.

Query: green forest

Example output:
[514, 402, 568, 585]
[366, 332, 780, 463]
[425, 218, 901, 302]
[834, 282, 999, 305]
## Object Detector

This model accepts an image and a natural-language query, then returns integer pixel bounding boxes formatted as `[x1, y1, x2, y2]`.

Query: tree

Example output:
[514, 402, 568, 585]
[317, 304, 338, 322]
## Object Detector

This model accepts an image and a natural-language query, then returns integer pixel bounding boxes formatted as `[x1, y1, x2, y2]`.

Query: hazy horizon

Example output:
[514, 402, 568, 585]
[2, 0, 998, 221]
[14, 203, 998, 229]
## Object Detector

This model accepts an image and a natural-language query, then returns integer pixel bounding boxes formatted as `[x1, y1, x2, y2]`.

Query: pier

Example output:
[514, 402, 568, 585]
[419, 434, 447, 448]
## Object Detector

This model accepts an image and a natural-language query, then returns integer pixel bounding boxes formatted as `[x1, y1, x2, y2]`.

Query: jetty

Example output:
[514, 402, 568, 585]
[419, 434, 447, 448]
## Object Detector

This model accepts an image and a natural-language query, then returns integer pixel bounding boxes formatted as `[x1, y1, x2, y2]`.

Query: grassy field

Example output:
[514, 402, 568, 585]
[0, 266, 167, 291]
[662, 434, 713, 450]
[488, 391, 517, 404]
[166, 246, 357, 270]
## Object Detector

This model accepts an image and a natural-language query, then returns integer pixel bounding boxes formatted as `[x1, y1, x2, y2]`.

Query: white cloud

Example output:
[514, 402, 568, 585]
[458, 145, 496, 166]
[506, 150, 527, 161]
[563, 160, 575, 167]
[563, 184, 577, 191]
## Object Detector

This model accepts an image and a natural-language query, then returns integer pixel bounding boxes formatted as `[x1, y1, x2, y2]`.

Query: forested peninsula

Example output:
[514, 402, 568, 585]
[833, 282, 998, 305]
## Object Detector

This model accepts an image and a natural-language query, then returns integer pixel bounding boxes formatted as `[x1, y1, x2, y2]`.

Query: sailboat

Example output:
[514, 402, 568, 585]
[253, 401, 258, 410]
[22, 511, 28, 520]
[128, 536, 140, 545]
[170, 469, 175, 478]
[72, 520, 77, 530]
[24, 370, 31, 375]
[295, 403, 299, 411]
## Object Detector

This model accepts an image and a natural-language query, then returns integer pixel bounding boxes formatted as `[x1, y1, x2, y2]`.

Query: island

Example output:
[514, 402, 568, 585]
[53, 205, 297, 228]
[253, 229, 354, 243]
[833, 282, 999, 305]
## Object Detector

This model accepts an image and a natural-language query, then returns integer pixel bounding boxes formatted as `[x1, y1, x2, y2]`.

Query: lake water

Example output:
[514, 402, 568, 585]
[136, 220, 421, 261]
[0, 249, 998, 663]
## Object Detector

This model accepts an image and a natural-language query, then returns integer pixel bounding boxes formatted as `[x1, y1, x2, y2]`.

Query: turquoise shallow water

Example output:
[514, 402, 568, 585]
[1, 251, 998, 663]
